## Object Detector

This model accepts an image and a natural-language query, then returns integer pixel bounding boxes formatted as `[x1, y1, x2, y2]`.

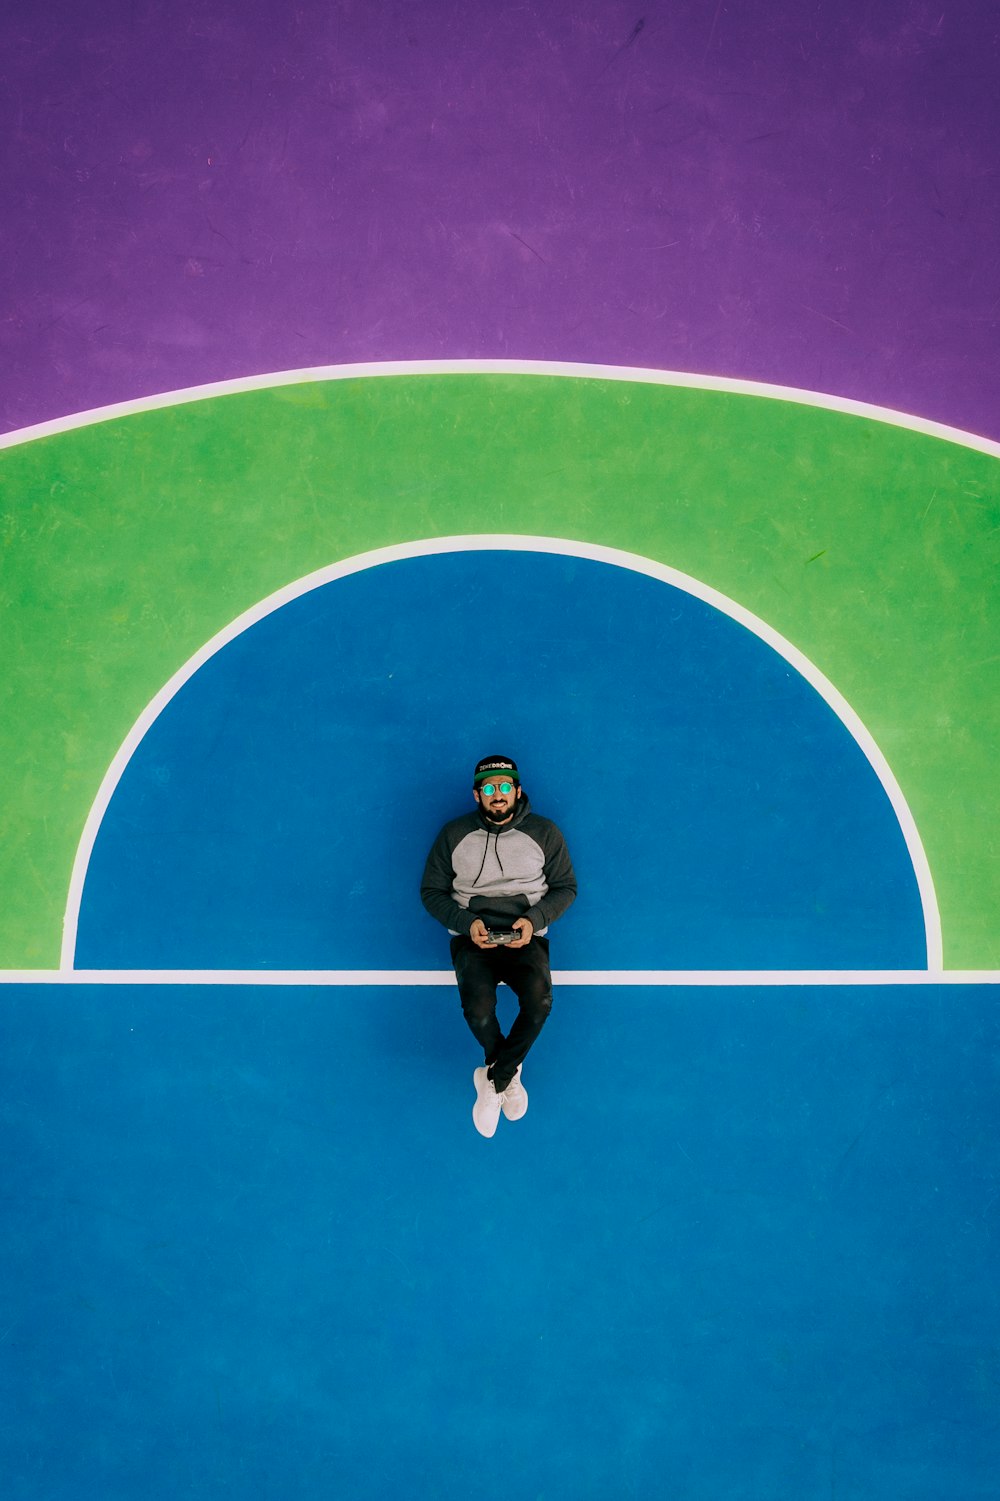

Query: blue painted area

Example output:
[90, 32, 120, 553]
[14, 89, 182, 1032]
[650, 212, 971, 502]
[77, 551, 925, 969]
[1, 981, 997, 1499]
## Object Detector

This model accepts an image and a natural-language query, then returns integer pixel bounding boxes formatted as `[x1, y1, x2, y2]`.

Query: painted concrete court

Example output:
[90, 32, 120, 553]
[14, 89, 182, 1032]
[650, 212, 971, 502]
[3, 980, 997, 1500]
[2, 4, 999, 1498]
[2, 363, 998, 1501]
[3, 370, 998, 973]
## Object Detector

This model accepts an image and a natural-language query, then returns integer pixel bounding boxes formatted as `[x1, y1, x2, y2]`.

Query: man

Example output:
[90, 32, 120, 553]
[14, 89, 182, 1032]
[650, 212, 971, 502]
[421, 754, 577, 1137]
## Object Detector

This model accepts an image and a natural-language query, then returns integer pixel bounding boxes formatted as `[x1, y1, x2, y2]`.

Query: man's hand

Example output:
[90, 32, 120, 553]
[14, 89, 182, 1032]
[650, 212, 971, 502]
[507, 917, 534, 949]
[469, 918, 494, 949]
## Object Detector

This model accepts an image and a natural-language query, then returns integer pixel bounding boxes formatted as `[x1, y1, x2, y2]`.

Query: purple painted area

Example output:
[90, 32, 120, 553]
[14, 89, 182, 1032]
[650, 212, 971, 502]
[2, 0, 998, 437]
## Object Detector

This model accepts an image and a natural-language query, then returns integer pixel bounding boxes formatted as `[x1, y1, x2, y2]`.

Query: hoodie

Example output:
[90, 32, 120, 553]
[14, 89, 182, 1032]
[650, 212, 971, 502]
[420, 790, 577, 938]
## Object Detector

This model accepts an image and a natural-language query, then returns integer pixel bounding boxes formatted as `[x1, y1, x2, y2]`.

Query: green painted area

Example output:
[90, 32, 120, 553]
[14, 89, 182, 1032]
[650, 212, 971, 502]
[1, 374, 998, 968]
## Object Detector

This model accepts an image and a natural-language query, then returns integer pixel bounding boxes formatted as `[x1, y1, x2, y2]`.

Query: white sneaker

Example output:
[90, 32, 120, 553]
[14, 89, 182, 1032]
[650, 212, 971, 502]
[500, 1065, 528, 1122]
[472, 1066, 502, 1138]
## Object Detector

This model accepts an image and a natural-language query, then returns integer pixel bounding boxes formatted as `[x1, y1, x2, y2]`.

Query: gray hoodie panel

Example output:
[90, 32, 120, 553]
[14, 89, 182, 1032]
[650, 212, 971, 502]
[451, 827, 548, 914]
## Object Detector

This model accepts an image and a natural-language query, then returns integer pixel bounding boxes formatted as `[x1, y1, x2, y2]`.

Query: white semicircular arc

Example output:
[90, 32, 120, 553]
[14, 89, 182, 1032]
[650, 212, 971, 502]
[60, 535, 943, 973]
[3, 357, 1000, 459]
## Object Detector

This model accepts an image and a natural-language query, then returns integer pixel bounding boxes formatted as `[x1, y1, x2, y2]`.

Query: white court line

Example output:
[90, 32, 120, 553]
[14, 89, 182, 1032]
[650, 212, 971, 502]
[60, 536, 943, 972]
[2, 358, 1000, 457]
[1, 970, 998, 987]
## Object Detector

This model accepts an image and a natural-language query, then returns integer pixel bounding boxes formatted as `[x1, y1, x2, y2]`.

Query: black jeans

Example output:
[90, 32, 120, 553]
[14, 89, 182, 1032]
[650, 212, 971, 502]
[449, 934, 553, 1092]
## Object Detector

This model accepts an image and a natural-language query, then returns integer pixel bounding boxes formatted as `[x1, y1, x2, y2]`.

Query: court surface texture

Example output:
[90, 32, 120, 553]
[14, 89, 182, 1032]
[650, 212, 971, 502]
[2, 371, 998, 1501]
[3, 979, 998, 1500]
[2, 4, 999, 1500]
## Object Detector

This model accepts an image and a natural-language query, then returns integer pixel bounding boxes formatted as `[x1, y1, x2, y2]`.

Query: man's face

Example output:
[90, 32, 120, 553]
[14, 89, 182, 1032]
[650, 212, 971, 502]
[474, 775, 521, 824]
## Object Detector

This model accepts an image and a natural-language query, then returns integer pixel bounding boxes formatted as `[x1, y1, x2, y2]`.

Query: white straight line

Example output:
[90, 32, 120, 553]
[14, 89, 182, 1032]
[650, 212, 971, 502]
[60, 536, 944, 972]
[1, 970, 998, 987]
[2, 359, 1000, 458]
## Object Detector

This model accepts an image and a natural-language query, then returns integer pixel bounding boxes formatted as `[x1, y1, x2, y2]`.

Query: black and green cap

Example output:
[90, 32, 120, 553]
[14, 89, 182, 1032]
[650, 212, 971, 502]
[473, 755, 520, 788]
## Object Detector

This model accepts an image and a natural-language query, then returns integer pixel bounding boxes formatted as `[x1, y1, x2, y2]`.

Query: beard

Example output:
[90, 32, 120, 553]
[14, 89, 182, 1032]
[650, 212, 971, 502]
[482, 797, 516, 824]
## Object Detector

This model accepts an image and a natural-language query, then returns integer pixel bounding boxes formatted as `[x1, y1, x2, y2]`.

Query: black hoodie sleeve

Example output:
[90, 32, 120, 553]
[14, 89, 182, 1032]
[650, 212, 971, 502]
[420, 825, 476, 935]
[523, 819, 577, 934]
